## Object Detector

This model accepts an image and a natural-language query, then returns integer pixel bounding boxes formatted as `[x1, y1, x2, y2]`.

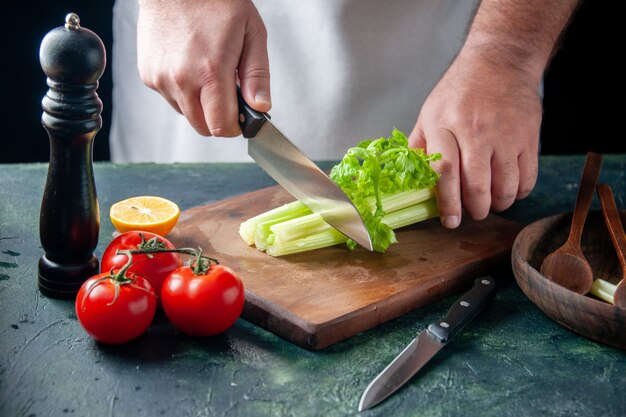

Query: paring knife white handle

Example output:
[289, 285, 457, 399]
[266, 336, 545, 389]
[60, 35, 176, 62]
[427, 277, 496, 343]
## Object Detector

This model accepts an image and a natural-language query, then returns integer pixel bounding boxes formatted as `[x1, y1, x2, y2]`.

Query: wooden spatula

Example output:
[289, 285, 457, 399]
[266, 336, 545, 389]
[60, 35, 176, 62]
[540, 152, 603, 294]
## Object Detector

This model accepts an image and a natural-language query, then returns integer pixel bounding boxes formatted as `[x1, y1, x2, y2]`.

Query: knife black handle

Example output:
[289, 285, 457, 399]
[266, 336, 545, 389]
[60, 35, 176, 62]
[427, 276, 496, 343]
[236, 85, 266, 138]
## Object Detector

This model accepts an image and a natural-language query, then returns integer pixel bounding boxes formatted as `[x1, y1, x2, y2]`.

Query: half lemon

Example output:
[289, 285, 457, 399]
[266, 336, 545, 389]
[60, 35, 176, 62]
[110, 196, 180, 236]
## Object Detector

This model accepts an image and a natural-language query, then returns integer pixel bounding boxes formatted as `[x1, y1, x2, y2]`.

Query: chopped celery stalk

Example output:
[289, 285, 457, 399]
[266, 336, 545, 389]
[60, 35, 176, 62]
[267, 187, 436, 246]
[266, 228, 347, 257]
[372, 188, 436, 213]
[241, 192, 438, 256]
[253, 214, 305, 251]
[264, 198, 438, 256]
[381, 199, 438, 229]
[239, 201, 311, 245]
[270, 213, 331, 244]
[239, 223, 254, 245]
[589, 279, 616, 304]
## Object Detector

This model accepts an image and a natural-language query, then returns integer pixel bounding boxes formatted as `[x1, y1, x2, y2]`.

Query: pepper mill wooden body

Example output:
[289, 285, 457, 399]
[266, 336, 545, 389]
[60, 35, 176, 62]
[38, 13, 105, 298]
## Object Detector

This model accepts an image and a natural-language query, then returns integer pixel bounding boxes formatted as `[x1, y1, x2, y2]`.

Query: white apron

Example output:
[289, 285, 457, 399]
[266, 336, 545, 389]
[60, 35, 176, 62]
[110, 0, 479, 162]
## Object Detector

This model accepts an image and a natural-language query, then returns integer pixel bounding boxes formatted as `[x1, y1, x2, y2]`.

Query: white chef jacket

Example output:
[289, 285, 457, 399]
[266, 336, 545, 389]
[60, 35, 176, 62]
[110, 0, 479, 162]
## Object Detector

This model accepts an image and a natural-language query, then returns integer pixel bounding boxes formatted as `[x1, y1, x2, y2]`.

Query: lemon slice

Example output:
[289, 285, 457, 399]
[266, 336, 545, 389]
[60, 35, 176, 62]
[110, 196, 180, 236]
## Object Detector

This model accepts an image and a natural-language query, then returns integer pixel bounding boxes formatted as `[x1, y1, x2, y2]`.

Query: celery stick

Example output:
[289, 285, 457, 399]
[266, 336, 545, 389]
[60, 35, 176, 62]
[239, 224, 254, 245]
[270, 213, 331, 243]
[266, 228, 348, 257]
[265, 198, 438, 256]
[267, 188, 436, 245]
[381, 199, 438, 229]
[374, 188, 436, 213]
[253, 214, 305, 251]
[239, 201, 311, 244]
[589, 279, 616, 304]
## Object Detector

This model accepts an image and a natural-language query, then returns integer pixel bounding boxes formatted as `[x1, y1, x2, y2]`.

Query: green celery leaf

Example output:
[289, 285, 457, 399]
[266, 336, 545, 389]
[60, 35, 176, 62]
[330, 129, 440, 252]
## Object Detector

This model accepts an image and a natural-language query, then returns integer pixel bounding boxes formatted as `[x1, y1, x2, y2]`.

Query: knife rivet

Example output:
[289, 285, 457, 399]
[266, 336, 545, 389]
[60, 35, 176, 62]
[481, 279, 491, 285]
[239, 113, 245, 123]
[440, 322, 449, 328]
[460, 301, 470, 307]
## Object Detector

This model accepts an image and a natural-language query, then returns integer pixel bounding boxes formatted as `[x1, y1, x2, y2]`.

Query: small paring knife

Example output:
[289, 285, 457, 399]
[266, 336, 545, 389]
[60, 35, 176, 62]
[358, 276, 497, 412]
[236, 87, 373, 251]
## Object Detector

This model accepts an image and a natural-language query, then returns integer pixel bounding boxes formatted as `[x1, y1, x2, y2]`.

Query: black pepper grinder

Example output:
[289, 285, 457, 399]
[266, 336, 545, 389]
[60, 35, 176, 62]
[38, 13, 105, 298]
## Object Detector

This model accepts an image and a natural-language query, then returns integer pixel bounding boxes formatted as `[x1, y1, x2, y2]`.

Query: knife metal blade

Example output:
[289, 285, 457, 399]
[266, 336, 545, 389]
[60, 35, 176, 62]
[358, 276, 497, 411]
[236, 88, 373, 251]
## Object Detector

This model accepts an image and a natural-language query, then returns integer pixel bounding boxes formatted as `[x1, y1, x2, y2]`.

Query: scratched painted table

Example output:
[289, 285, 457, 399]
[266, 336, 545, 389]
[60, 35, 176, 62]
[1, 155, 625, 417]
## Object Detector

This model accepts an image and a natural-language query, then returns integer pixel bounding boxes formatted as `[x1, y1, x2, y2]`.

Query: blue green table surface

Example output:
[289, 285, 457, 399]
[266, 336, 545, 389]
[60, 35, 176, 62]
[1, 155, 625, 417]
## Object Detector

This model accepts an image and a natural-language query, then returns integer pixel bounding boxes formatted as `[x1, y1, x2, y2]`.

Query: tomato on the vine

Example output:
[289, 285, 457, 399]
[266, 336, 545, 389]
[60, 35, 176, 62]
[161, 259, 244, 337]
[101, 231, 182, 297]
[75, 268, 157, 344]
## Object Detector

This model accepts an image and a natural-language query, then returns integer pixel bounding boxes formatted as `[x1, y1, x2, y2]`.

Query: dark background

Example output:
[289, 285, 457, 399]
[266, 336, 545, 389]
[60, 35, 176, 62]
[2, 1, 114, 163]
[1, 0, 624, 163]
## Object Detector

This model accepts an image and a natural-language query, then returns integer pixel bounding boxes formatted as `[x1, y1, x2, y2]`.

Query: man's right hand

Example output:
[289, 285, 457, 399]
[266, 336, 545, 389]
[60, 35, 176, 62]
[137, 0, 271, 137]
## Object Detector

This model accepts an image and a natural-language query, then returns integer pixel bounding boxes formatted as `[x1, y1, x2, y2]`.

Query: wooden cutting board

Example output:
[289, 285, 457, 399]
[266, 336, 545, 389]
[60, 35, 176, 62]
[169, 186, 522, 350]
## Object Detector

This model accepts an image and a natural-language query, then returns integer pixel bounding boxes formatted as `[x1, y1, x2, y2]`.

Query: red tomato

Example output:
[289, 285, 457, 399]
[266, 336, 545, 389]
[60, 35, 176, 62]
[161, 264, 245, 336]
[75, 272, 157, 344]
[101, 231, 182, 298]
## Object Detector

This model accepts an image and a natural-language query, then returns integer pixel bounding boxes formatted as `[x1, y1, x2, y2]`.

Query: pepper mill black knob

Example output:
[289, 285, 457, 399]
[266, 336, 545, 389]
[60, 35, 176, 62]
[38, 13, 106, 298]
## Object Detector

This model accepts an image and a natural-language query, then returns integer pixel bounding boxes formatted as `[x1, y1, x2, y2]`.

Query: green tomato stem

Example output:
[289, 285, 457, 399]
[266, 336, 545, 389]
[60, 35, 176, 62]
[81, 250, 148, 309]
[111, 250, 135, 283]
[119, 247, 219, 275]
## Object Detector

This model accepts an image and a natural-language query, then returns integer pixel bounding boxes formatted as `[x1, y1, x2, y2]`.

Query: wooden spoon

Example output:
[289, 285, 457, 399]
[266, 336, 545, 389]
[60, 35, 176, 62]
[597, 183, 626, 308]
[540, 152, 603, 294]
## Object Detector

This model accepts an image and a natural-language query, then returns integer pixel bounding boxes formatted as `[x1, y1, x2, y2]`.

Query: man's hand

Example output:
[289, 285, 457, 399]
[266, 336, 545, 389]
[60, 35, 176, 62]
[137, 0, 270, 137]
[409, 48, 541, 228]
[410, 0, 579, 229]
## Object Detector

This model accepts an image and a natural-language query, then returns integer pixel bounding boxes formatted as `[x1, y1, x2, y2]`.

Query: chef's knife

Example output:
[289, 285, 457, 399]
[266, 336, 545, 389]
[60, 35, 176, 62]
[358, 276, 496, 411]
[236, 87, 373, 251]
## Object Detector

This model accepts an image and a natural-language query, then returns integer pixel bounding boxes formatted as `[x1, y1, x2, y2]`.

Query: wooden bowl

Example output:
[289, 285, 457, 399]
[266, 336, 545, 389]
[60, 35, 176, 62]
[512, 209, 626, 350]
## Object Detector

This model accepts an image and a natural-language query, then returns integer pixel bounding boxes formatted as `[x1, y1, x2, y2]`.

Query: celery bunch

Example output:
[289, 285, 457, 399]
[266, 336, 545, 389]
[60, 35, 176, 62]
[239, 129, 441, 256]
[589, 279, 617, 304]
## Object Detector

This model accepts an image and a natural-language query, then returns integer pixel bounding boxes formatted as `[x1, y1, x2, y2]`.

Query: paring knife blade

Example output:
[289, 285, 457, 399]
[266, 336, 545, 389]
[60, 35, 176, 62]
[236, 87, 373, 251]
[358, 276, 497, 412]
